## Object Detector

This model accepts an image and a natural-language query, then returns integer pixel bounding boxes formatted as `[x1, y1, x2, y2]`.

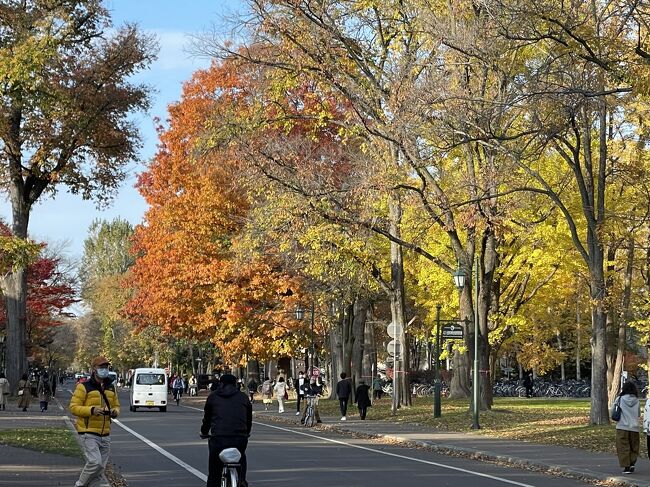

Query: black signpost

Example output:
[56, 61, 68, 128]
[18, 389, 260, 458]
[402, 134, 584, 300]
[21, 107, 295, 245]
[434, 306, 468, 418]
[442, 324, 464, 340]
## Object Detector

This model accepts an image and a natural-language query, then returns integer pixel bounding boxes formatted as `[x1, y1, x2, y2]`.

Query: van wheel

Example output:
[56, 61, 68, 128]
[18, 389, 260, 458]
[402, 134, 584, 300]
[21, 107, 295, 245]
[130, 405, 136, 412]
[159, 406, 166, 412]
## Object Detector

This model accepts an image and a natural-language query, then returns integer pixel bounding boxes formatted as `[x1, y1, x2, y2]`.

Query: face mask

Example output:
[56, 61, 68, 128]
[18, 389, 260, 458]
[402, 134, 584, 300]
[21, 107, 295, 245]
[96, 368, 110, 379]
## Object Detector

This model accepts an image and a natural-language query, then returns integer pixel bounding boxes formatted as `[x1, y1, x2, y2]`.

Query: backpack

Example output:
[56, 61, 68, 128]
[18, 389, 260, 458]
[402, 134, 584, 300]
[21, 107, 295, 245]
[611, 397, 622, 422]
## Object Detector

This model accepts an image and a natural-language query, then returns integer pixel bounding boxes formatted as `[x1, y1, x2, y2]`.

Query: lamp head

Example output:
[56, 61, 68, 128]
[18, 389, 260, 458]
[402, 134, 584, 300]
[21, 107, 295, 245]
[453, 265, 466, 290]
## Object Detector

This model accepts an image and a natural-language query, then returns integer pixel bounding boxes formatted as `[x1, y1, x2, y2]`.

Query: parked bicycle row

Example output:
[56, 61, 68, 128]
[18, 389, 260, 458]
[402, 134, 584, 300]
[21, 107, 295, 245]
[492, 379, 592, 398]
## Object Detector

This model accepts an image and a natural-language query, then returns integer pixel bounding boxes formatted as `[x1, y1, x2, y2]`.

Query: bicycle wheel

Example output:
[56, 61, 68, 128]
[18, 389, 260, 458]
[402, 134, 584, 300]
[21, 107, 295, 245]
[305, 410, 315, 427]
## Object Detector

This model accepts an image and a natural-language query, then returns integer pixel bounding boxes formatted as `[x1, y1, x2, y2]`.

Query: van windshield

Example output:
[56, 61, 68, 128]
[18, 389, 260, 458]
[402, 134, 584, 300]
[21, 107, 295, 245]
[136, 373, 165, 386]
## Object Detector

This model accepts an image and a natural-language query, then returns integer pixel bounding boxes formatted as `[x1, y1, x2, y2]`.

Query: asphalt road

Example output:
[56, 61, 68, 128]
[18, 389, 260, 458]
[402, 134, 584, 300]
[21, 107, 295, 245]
[63, 387, 593, 487]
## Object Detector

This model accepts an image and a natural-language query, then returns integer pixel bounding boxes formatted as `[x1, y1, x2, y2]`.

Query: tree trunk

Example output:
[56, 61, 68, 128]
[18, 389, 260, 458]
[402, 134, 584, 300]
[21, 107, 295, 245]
[388, 192, 411, 412]
[608, 239, 633, 404]
[362, 312, 376, 384]
[576, 297, 581, 380]
[590, 266, 609, 424]
[350, 298, 369, 399]
[3, 265, 27, 395]
[557, 331, 565, 382]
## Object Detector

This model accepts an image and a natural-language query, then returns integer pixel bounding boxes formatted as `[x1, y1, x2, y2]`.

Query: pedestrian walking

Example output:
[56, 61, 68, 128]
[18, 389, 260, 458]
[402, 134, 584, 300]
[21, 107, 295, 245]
[336, 372, 352, 420]
[38, 372, 52, 412]
[261, 376, 273, 410]
[274, 377, 288, 413]
[293, 371, 306, 415]
[246, 377, 258, 403]
[0, 372, 9, 410]
[189, 375, 198, 396]
[372, 375, 383, 400]
[69, 356, 120, 487]
[17, 373, 31, 412]
[523, 373, 534, 398]
[612, 381, 640, 474]
[355, 380, 371, 420]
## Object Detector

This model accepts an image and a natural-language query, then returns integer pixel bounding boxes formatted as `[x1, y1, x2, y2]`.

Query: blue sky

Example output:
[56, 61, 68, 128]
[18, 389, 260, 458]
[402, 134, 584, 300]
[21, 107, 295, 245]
[0, 0, 245, 259]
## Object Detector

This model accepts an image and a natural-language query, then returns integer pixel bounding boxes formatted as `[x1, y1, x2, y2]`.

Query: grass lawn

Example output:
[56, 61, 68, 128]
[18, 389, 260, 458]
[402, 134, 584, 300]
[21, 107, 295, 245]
[289, 396, 638, 456]
[0, 427, 83, 457]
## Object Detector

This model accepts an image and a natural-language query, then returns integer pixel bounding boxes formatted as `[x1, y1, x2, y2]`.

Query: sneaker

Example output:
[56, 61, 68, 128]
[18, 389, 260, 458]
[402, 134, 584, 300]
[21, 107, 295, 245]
[630, 465, 635, 473]
[295, 411, 300, 415]
[341, 416, 346, 421]
[623, 467, 632, 474]
[317, 420, 322, 424]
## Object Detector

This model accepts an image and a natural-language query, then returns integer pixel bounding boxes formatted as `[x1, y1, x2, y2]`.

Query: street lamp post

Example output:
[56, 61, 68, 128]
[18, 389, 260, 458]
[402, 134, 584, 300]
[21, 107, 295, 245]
[296, 303, 316, 376]
[453, 258, 481, 429]
[471, 255, 480, 429]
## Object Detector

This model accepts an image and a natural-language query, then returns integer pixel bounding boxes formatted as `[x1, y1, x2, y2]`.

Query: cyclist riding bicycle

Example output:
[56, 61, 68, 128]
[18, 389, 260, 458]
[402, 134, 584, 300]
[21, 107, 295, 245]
[172, 376, 185, 404]
[300, 377, 323, 424]
[201, 374, 252, 487]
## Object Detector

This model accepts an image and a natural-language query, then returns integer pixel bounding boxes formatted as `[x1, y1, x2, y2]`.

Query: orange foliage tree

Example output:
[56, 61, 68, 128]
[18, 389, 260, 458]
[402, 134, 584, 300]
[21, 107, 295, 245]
[127, 59, 308, 364]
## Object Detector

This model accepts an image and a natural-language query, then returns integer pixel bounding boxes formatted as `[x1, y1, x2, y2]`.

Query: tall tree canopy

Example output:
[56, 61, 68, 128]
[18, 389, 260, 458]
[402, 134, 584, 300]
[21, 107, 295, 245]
[0, 0, 157, 391]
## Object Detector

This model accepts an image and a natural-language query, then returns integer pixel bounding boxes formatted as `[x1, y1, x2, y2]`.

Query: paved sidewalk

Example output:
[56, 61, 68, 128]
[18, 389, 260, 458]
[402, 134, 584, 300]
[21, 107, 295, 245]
[0, 394, 112, 487]
[254, 408, 650, 487]
[0, 395, 84, 486]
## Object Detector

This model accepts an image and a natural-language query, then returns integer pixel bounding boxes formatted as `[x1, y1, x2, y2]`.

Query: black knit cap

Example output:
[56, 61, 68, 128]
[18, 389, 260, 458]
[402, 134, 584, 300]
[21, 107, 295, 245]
[220, 374, 237, 385]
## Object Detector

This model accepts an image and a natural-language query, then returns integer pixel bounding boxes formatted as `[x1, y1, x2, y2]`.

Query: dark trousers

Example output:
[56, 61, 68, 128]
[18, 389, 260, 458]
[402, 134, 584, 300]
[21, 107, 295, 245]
[339, 398, 349, 417]
[208, 436, 248, 486]
[525, 386, 533, 397]
[296, 393, 304, 412]
[373, 389, 382, 400]
[359, 406, 367, 419]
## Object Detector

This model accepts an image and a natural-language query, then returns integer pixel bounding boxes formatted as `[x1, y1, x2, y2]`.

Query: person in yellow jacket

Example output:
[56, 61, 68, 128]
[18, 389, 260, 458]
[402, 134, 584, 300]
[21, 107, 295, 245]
[69, 356, 120, 487]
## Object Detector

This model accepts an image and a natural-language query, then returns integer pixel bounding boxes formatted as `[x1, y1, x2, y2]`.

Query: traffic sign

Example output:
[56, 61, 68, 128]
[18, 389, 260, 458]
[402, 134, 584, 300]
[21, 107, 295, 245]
[442, 323, 464, 339]
[387, 339, 402, 356]
[387, 323, 403, 338]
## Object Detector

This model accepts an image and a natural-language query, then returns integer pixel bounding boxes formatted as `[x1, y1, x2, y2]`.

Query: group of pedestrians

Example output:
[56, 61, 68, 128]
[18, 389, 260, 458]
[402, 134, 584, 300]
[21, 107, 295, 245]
[0, 371, 55, 412]
[336, 373, 372, 420]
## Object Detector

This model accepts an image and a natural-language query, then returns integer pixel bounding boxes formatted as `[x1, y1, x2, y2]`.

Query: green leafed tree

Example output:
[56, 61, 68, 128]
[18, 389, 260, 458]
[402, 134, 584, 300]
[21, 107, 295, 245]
[0, 1, 157, 391]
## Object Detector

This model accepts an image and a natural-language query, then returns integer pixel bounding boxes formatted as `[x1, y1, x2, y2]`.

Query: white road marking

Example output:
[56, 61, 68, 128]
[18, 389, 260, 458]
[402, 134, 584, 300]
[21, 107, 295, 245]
[253, 421, 537, 487]
[113, 419, 207, 482]
[114, 401, 535, 486]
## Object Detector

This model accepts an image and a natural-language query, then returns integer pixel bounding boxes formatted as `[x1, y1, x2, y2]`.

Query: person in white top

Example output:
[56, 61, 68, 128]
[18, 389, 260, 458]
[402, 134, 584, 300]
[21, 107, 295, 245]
[0, 373, 9, 411]
[274, 377, 288, 413]
[612, 381, 640, 474]
[294, 372, 306, 415]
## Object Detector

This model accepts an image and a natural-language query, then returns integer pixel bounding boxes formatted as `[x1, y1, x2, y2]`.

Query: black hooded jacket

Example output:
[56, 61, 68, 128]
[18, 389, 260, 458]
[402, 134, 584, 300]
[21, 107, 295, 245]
[201, 383, 252, 438]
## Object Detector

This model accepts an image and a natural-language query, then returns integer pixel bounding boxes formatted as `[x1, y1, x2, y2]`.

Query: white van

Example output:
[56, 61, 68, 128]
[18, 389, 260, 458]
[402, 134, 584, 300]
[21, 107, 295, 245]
[129, 368, 168, 412]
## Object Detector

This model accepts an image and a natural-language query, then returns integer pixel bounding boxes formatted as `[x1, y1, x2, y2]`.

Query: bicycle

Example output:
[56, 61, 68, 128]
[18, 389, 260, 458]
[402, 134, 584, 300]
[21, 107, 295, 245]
[303, 395, 318, 427]
[172, 388, 182, 406]
[200, 436, 242, 487]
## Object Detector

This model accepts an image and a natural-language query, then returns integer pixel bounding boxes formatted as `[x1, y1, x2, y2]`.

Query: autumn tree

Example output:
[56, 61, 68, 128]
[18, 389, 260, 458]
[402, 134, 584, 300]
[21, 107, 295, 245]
[483, 0, 650, 424]
[0, 0, 157, 391]
[128, 60, 308, 364]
